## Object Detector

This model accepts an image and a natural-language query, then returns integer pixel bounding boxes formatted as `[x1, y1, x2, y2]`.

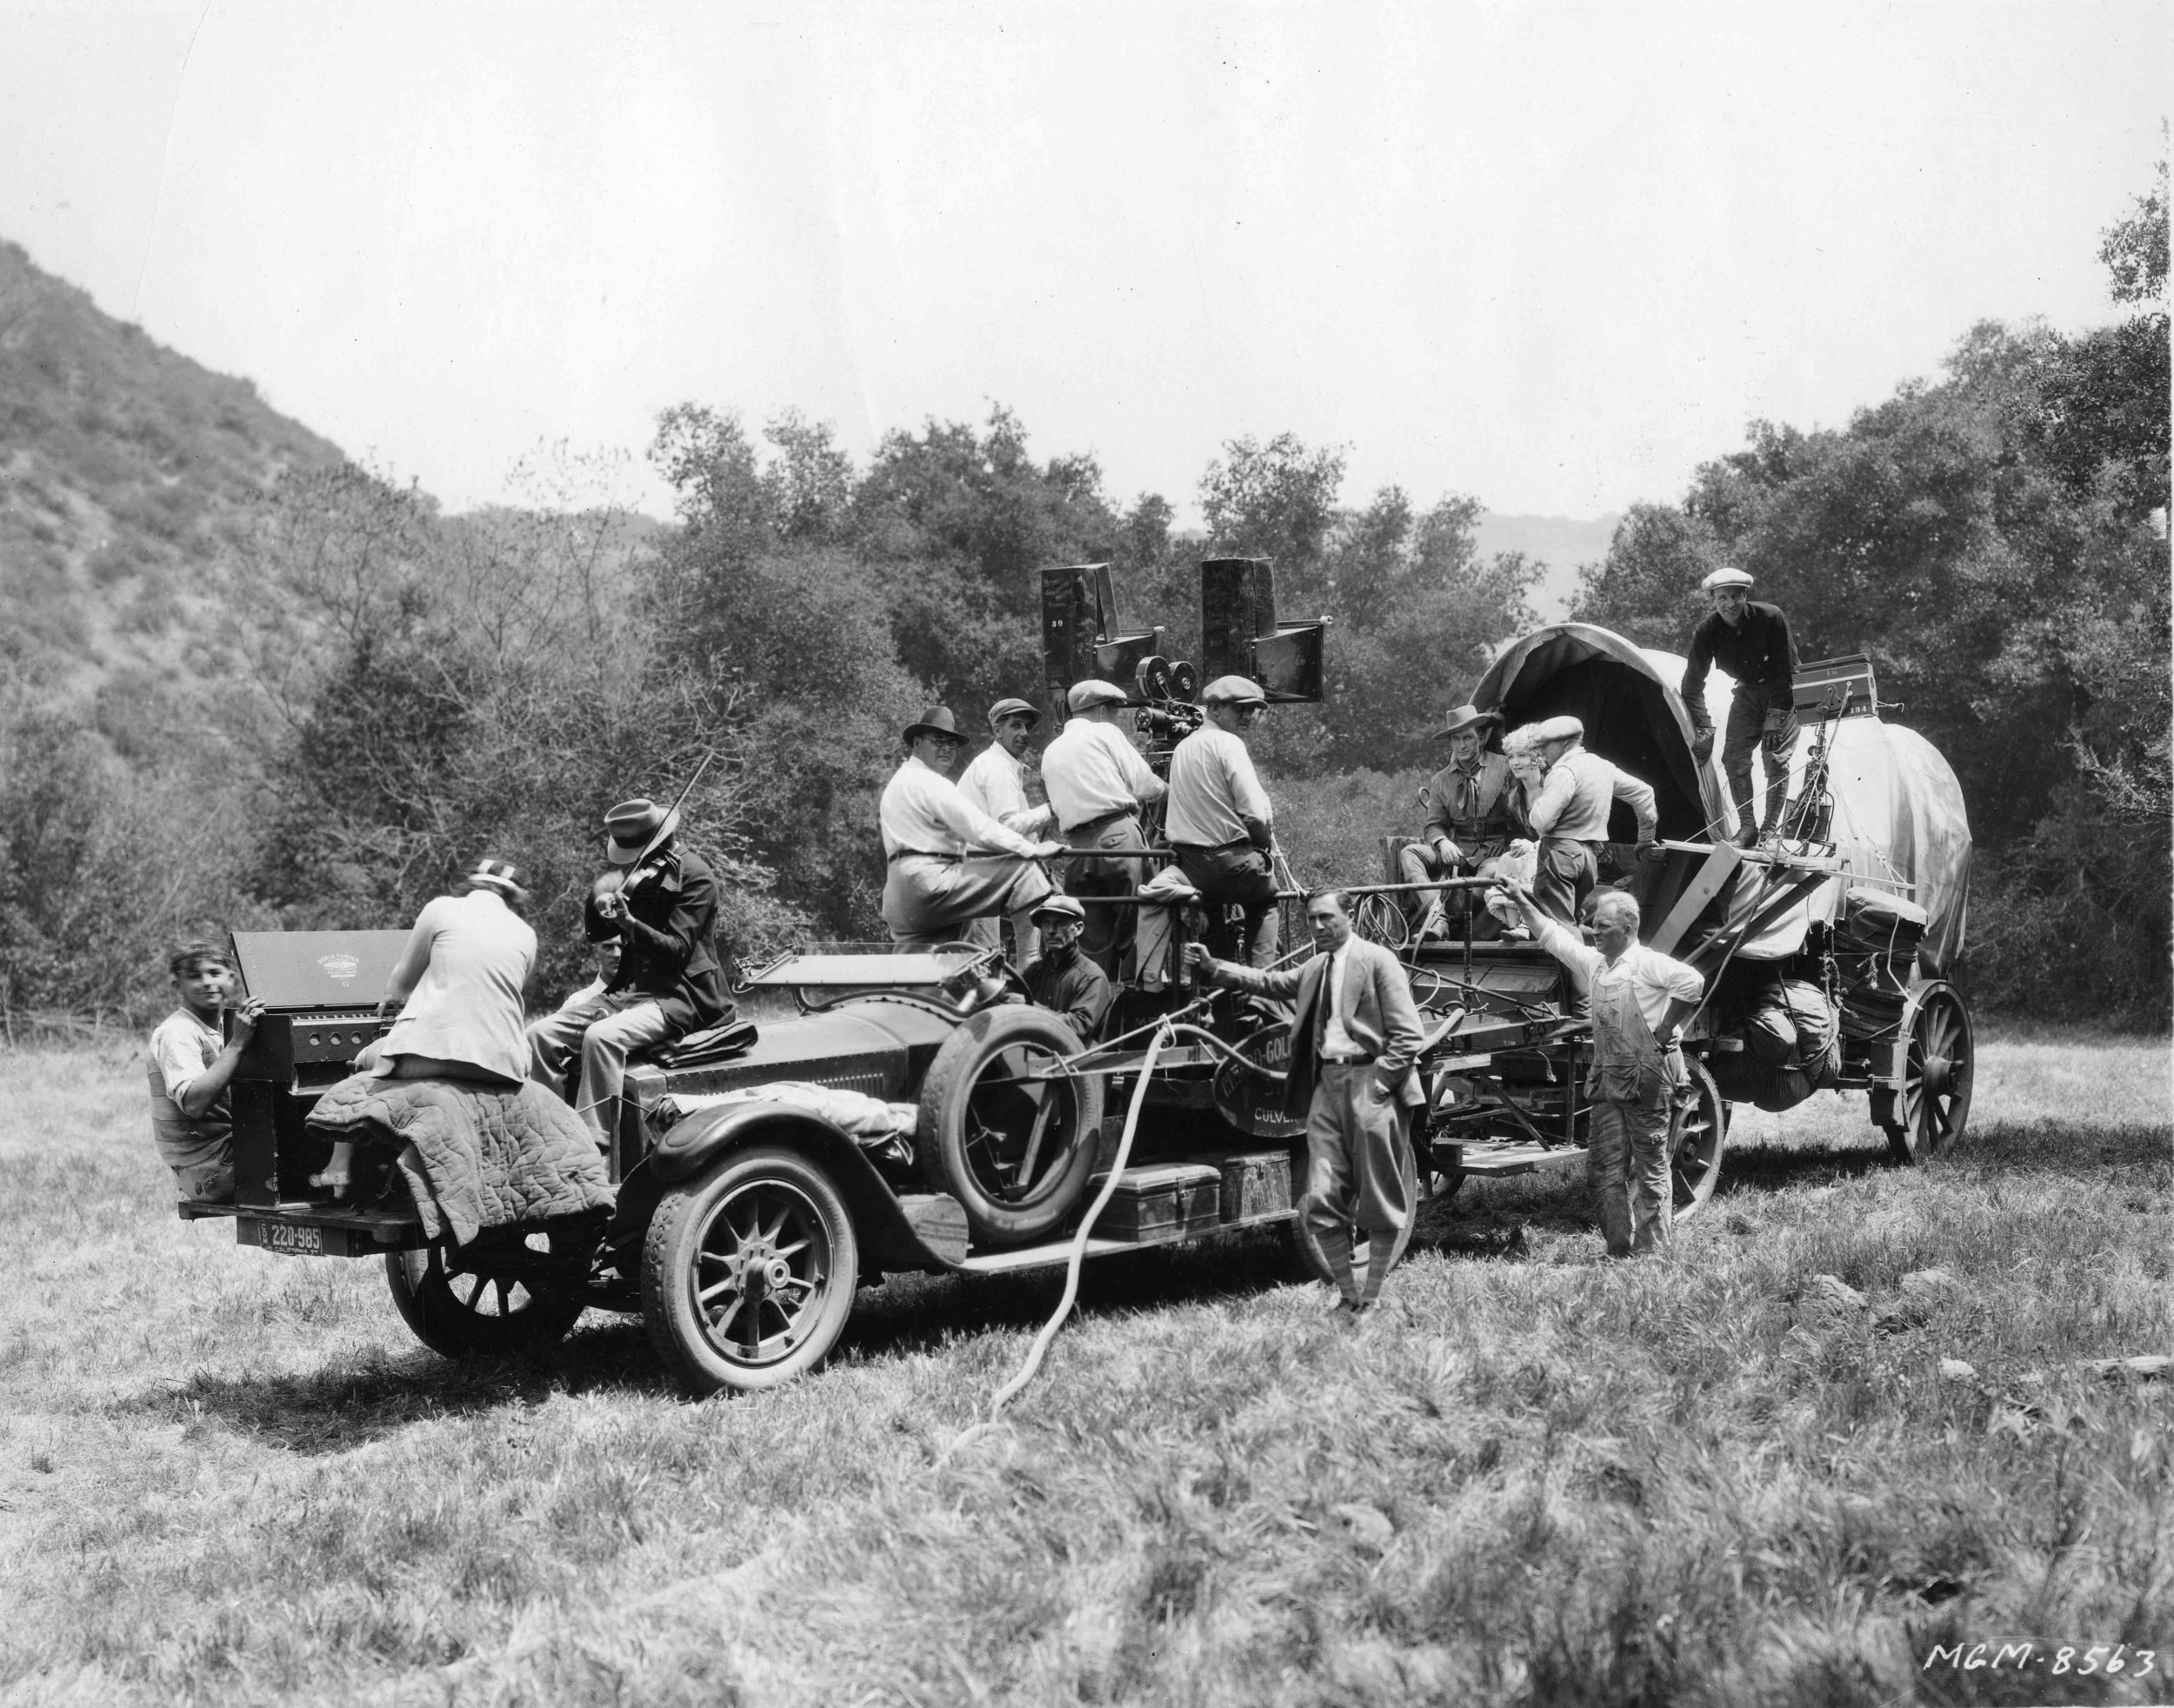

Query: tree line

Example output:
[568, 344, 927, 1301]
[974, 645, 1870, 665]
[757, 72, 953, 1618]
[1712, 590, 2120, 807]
[0, 165, 2162, 1031]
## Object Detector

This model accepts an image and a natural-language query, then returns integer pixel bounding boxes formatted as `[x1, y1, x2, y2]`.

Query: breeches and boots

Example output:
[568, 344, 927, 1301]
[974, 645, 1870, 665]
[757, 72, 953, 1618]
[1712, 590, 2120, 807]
[528, 991, 677, 1148]
[1585, 973, 1683, 1257]
[884, 853, 1054, 951]
[1723, 684, 1800, 841]
[1173, 842, 1282, 968]
[1298, 1063, 1418, 1305]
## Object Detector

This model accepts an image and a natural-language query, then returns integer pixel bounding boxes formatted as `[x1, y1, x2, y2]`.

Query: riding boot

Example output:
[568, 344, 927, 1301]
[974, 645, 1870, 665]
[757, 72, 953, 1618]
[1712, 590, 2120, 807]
[1729, 777, 1759, 849]
[1757, 787, 1790, 844]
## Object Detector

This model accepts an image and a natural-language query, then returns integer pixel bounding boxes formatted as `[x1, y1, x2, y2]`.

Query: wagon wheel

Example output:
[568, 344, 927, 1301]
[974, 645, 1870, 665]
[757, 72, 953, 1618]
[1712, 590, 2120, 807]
[384, 1232, 589, 1360]
[642, 1144, 858, 1395]
[1670, 1061, 1729, 1219]
[1877, 982, 1975, 1164]
[919, 1005, 1104, 1244]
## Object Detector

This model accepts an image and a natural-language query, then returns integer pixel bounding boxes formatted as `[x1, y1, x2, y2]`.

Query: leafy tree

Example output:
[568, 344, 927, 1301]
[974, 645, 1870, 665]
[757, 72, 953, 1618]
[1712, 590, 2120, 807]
[1567, 503, 1719, 649]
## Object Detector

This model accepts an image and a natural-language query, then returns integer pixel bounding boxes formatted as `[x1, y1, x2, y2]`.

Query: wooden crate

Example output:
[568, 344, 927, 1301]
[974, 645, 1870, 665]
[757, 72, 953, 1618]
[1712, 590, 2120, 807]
[1217, 1150, 1292, 1221]
[1097, 1163, 1224, 1241]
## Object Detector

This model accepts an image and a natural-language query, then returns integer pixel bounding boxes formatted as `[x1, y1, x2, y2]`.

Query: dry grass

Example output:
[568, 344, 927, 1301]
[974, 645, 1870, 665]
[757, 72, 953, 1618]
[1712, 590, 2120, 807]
[0, 1027, 2169, 1706]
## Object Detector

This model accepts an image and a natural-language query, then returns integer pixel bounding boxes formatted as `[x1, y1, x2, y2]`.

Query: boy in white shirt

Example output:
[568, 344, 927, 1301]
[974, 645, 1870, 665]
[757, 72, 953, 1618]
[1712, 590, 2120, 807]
[144, 941, 266, 1203]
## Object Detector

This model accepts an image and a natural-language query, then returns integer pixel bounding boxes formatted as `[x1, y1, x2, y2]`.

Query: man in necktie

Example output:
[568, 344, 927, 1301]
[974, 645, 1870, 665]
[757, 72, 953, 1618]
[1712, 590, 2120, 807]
[1185, 890, 1427, 1313]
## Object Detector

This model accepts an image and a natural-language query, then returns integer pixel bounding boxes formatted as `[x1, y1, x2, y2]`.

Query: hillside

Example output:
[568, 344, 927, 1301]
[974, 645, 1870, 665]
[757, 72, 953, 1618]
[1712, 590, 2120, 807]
[1473, 509, 1620, 618]
[0, 238, 345, 728]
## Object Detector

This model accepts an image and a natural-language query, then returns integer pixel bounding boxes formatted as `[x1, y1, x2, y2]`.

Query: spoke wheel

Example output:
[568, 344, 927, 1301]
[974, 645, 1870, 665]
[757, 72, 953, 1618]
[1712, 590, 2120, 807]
[920, 1006, 1104, 1244]
[384, 1238, 587, 1359]
[643, 1145, 857, 1395]
[1880, 983, 1975, 1164]
[1669, 1061, 1729, 1219]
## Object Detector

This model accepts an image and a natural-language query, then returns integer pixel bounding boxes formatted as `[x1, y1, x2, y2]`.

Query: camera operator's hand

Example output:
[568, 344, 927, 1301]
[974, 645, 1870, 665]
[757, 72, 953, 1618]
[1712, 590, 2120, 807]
[1030, 840, 1066, 861]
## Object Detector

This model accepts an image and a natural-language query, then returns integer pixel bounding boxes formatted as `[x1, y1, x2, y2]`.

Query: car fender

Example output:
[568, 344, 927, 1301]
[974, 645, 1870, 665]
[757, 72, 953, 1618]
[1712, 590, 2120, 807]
[646, 1101, 959, 1273]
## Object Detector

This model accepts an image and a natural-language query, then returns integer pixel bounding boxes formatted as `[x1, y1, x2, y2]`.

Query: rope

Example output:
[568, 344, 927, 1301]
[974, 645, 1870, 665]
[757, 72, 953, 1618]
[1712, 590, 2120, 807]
[942, 1021, 1174, 1460]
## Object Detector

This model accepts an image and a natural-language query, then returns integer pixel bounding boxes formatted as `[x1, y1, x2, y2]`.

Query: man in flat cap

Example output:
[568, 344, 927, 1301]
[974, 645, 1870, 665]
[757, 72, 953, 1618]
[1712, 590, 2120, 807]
[1682, 566, 1800, 848]
[957, 697, 1058, 964]
[1517, 717, 1660, 927]
[1040, 678, 1169, 978]
[529, 797, 729, 1146]
[880, 707, 1066, 949]
[1397, 703, 1521, 941]
[1020, 893, 1114, 1044]
[1165, 674, 1281, 968]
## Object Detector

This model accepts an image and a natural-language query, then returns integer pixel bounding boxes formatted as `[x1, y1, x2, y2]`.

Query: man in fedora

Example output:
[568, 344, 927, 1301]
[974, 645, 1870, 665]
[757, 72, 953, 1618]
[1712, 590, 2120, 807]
[1396, 703, 1519, 941]
[880, 707, 1066, 949]
[957, 696, 1057, 964]
[1040, 678, 1168, 978]
[528, 797, 728, 1146]
[1681, 566, 1800, 848]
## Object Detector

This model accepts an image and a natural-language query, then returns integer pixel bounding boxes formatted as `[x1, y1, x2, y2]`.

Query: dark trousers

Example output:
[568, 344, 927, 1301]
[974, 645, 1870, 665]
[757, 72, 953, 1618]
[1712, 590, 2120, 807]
[1724, 682, 1799, 833]
[1533, 837, 1598, 927]
[1175, 842, 1281, 968]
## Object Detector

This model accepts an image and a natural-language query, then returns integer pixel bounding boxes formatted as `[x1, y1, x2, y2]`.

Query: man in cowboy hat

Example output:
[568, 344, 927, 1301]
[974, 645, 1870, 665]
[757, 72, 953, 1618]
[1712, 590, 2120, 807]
[1396, 703, 1522, 941]
[1518, 716, 1661, 927]
[1165, 673, 1282, 968]
[1019, 893, 1114, 1044]
[880, 706, 1066, 949]
[1040, 677, 1169, 979]
[957, 696, 1059, 964]
[1682, 566, 1800, 848]
[528, 798, 729, 1146]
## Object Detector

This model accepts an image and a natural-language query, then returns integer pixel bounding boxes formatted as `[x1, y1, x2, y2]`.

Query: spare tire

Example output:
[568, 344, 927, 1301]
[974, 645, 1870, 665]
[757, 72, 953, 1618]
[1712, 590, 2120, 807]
[917, 1004, 1104, 1245]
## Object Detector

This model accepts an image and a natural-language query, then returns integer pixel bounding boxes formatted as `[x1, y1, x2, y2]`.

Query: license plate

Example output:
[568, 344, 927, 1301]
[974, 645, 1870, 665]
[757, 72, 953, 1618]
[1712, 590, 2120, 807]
[243, 1219, 328, 1258]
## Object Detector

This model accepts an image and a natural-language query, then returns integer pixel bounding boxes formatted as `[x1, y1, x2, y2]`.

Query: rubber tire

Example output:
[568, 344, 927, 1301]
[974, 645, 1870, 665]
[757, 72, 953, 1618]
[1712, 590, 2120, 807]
[1669, 1061, 1729, 1220]
[642, 1144, 858, 1397]
[384, 1243, 587, 1360]
[918, 1004, 1104, 1245]
[1880, 982, 1975, 1164]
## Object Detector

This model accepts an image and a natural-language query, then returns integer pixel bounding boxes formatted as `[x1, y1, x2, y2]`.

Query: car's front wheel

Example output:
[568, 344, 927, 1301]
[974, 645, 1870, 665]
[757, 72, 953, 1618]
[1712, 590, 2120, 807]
[641, 1144, 859, 1396]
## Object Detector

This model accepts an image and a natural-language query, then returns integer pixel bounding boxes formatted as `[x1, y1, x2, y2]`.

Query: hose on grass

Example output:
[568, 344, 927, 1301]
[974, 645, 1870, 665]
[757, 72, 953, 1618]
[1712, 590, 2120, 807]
[941, 1021, 1172, 1461]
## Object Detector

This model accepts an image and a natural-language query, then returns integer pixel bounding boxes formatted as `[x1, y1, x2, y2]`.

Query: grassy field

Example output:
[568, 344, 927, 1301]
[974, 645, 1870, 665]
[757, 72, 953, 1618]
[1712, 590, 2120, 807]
[0, 1029, 2169, 1707]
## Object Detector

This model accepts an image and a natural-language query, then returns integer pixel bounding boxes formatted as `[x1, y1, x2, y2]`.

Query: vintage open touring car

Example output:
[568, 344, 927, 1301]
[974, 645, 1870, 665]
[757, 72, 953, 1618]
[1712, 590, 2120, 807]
[183, 561, 1974, 1395]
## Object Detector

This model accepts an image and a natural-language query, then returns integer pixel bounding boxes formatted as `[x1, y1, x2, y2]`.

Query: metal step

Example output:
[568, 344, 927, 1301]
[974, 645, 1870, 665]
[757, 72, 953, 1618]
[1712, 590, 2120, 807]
[1452, 1141, 1587, 1178]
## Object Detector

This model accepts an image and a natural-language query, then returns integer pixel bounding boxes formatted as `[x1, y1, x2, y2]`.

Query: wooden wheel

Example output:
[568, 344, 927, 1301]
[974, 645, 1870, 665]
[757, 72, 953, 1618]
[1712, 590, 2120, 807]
[1878, 982, 1975, 1164]
[385, 1235, 588, 1359]
[1669, 1061, 1729, 1218]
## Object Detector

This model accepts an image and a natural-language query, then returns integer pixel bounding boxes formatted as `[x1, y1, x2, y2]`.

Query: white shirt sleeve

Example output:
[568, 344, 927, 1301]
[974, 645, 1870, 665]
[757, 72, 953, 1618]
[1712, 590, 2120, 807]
[150, 1013, 218, 1100]
[1224, 737, 1272, 825]
[927, 765, 1042, 857]
[1529, 917, 1600, 991]
[1613, 768, 1659, 842]
[1526, 765, 1576, 837]
[1105, 725, 1168, 804]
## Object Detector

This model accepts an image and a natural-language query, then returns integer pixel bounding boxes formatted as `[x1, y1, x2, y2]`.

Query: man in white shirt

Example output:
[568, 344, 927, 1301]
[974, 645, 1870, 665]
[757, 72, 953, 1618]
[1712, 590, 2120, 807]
[956, 697, 1057, 964]
[1517, 715, 1662, 926]
[1164, 674, 1281, 967]
[1498, 880, 1704, 1258]
[1039, 678, 1170, 977]
[145, 941, 266, 1202]
[1186, 891, 1426, 1312]
[880, 706, 1066, 949]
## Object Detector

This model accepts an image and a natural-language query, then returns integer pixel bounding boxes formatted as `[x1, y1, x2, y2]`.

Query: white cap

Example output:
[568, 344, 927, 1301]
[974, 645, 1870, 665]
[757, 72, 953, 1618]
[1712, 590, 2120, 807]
[1702, 566, 1754, 591]
[1066, 679, 1129, 712]
[1534, 715, 1584, 744]
[1201, 673, 1267, 706]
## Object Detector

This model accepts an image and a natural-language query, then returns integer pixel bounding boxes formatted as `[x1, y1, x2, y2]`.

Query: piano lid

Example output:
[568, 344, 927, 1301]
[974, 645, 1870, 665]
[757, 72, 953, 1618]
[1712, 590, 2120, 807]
[229, 930, 413, 1011]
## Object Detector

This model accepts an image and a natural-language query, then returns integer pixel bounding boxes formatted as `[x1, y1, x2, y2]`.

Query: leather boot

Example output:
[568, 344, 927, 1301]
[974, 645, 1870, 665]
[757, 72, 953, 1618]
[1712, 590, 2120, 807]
[1730, 779, 1760, 849]
[1757, 788, 1789, 844]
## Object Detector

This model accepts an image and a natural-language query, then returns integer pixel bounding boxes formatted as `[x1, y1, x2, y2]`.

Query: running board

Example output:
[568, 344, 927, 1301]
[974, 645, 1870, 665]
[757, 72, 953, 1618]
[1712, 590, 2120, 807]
[1453, 1142, 1588, 1178]
[954, 1208, 1297, 1274]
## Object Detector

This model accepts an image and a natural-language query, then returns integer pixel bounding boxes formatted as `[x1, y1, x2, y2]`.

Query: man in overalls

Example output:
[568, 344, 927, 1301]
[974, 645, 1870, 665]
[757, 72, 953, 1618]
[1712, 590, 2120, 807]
[1497, 881, 1704, 1257]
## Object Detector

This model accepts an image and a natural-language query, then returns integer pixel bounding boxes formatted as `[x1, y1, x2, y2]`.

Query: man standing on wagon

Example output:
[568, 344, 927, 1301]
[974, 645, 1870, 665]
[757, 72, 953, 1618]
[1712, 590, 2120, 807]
[1185, 890, 1426, 1313]
[1165, 674, 1281, 968]
[1496, 881, 1704, 1258]
[880, 706, 1066, 950]
[1040, 677, 1168, 978]
[1681, 565, 1800, 849]
[1520, 716, 1661, 927]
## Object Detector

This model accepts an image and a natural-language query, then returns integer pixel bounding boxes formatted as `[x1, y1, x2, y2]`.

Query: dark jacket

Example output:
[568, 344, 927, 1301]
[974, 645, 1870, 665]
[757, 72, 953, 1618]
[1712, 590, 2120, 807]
[1683, 602, 1798, 729]
[585, 843, 729, 1034]
[1212, 935, 1426, 1118]
[1023, 946, 1113, 1044]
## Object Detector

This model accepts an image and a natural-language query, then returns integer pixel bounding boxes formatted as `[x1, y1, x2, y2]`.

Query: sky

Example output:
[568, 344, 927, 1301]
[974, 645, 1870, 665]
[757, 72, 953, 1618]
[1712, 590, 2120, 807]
[1, 1, 2165, 524]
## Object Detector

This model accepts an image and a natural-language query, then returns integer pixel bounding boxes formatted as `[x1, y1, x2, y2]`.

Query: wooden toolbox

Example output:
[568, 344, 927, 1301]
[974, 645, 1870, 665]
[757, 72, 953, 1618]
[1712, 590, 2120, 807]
[1216, 1150, 1292, 1222]
[1097, 1163, 1224, 1240]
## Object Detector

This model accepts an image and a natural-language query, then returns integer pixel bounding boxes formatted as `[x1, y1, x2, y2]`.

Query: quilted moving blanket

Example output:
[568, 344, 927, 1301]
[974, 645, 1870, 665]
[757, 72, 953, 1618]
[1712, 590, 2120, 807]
[306, 1073, 614, 1246]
